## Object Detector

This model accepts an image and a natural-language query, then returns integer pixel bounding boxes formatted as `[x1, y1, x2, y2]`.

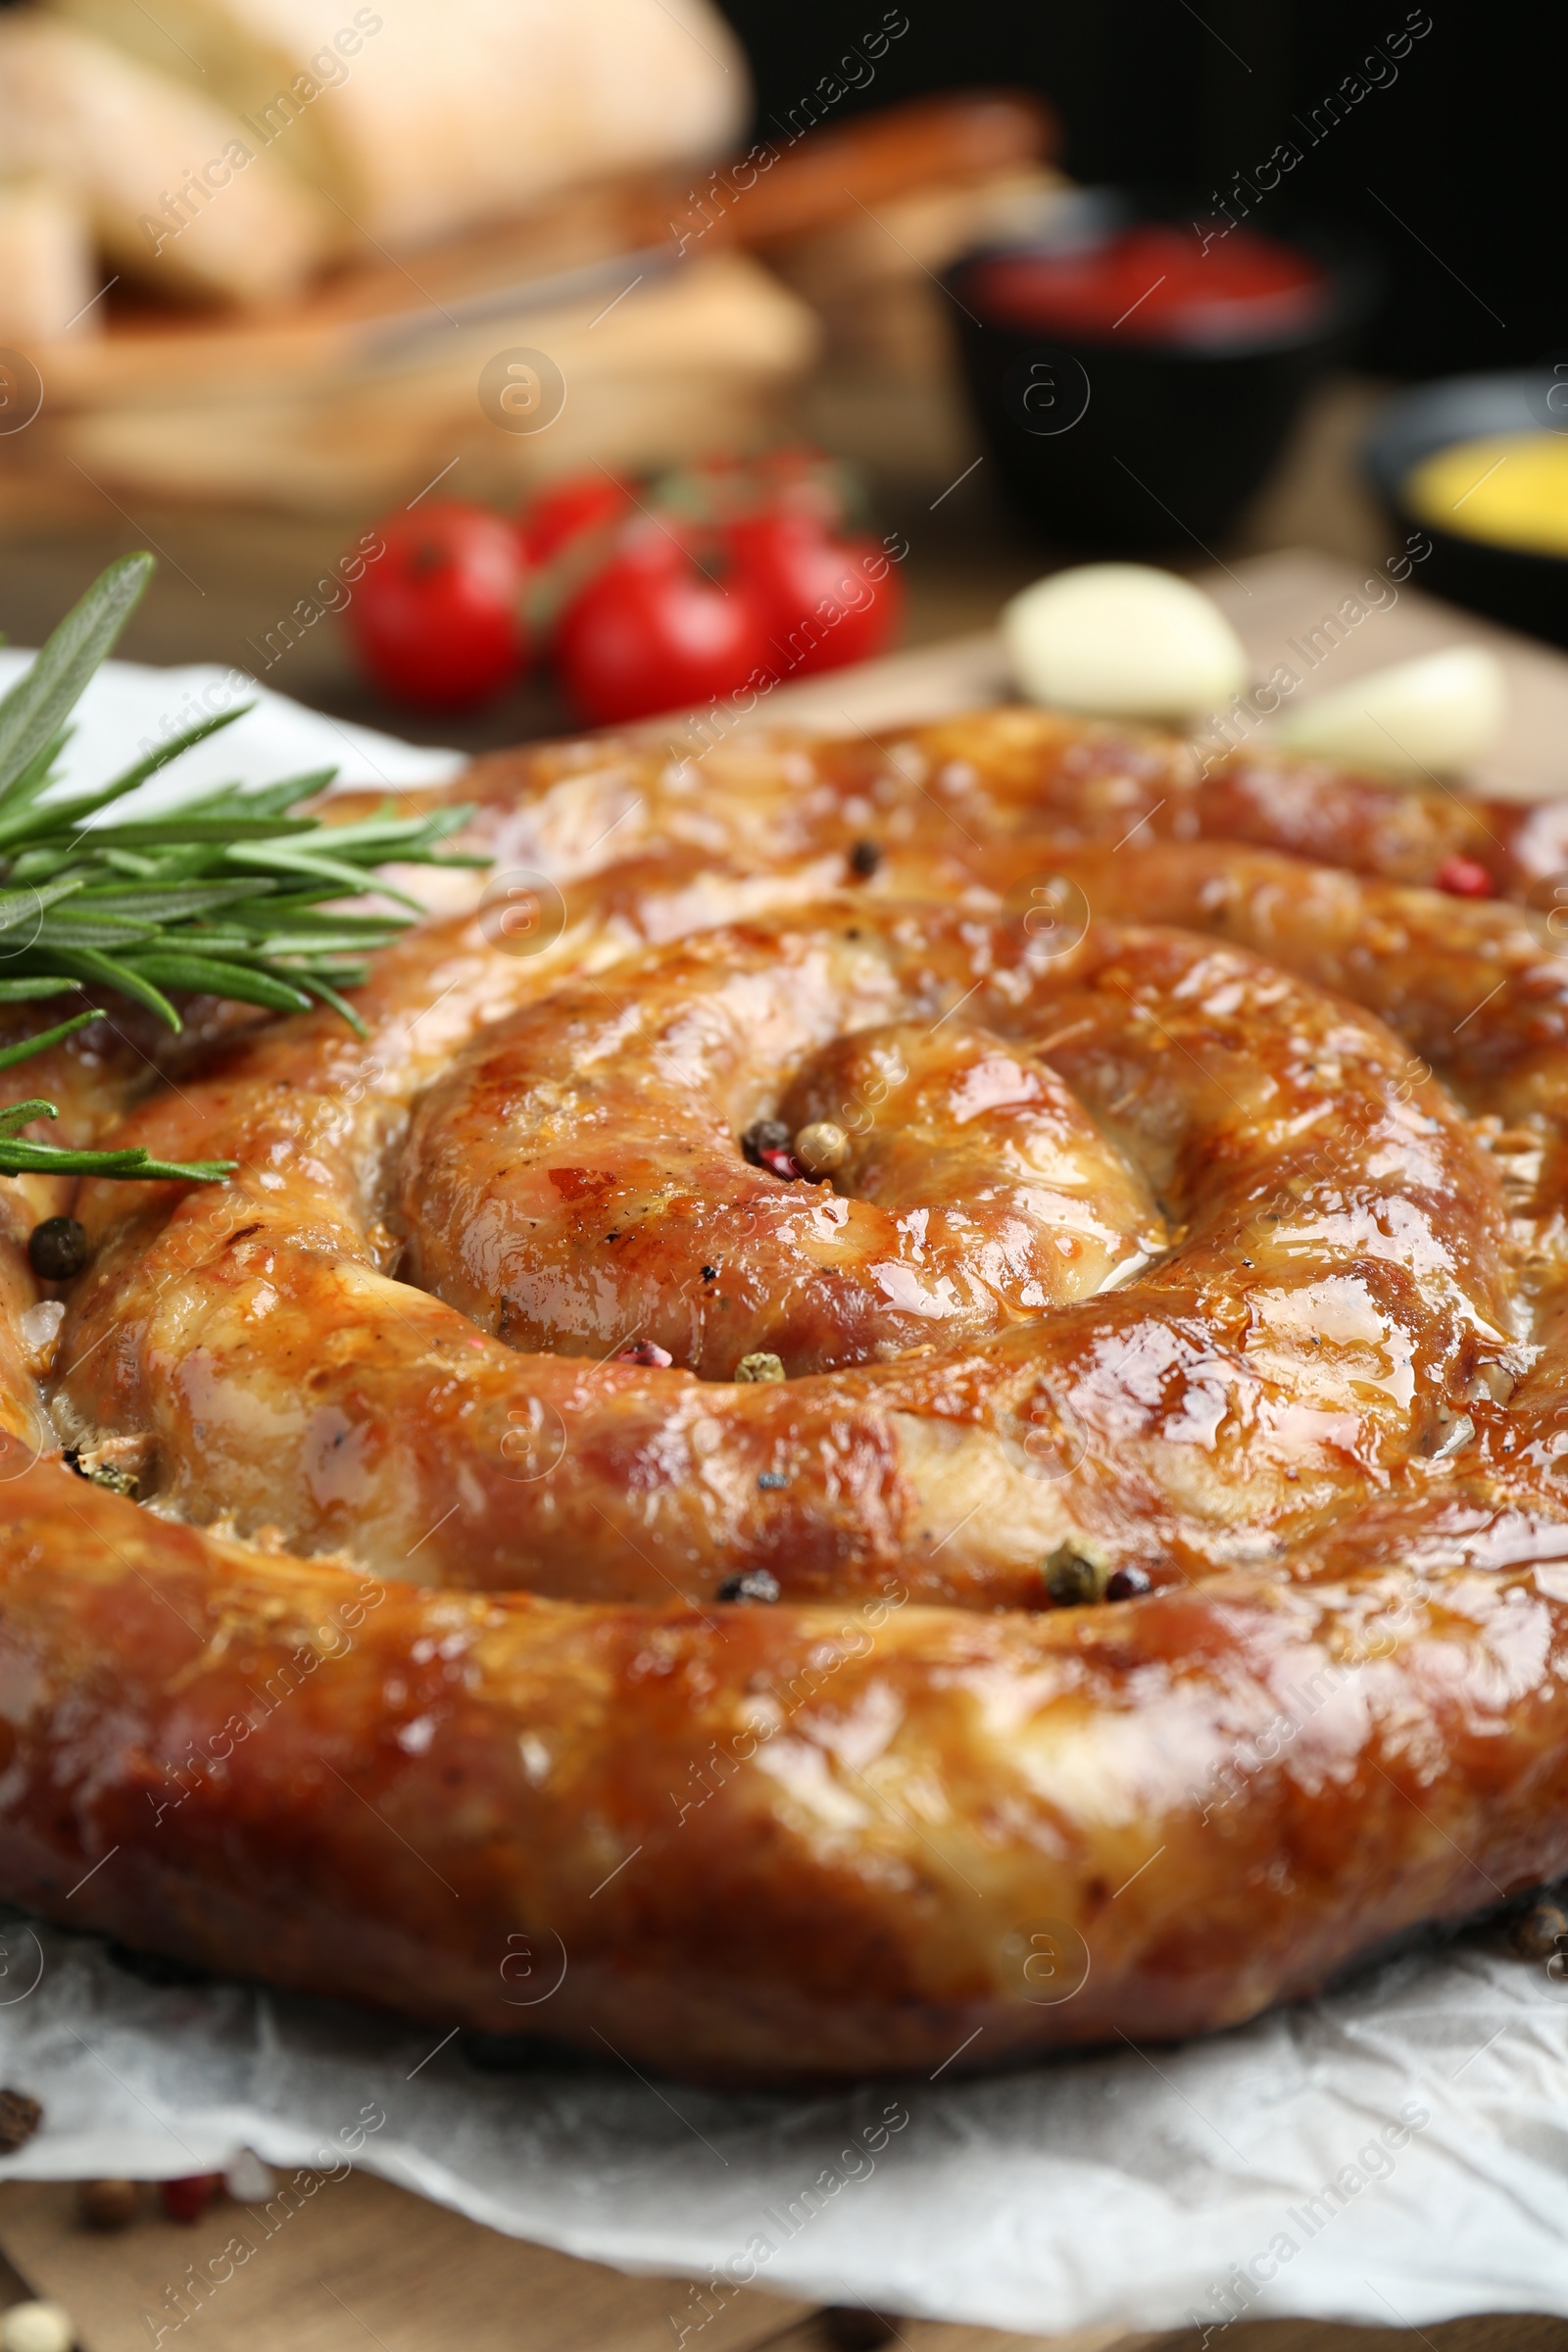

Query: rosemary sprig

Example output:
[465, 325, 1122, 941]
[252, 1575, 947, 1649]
[0, 554, 486, 1186]
[0, 1010, 232, 1179]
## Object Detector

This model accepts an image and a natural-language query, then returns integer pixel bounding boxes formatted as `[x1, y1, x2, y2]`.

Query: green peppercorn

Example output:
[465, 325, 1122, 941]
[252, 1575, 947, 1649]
[1044, 1543, 1105, 1607]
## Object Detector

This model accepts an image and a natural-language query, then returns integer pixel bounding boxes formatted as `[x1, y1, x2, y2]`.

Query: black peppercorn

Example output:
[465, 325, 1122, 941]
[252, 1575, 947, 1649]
[741, 1118, 793, 1167]
[27, 1215, 88, 1282]
[79, 2177, 140, 2230]
[716, 1569, 781, 1603]
[1105, 1564, 1153, 1601]
[1509, 1897, 1568, 1961]
[0, 2086, 42, 2153]
[847, 840, 882, 879]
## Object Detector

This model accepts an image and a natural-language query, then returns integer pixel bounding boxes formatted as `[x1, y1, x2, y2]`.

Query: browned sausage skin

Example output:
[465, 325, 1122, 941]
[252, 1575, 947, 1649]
[4, 1461, 1568, 2087]
[48, 905, 1516, 1602]
[3, 705, 1568, 2085]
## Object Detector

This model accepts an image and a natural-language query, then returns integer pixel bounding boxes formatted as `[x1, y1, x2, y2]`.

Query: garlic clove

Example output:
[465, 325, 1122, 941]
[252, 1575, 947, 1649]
[1274, 646, 1506, 773]
[1002, 564, 1248, 721]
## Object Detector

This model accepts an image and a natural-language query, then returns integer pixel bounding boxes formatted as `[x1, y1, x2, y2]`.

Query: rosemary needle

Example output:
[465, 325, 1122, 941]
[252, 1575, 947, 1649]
[0, 553, 487, 1186]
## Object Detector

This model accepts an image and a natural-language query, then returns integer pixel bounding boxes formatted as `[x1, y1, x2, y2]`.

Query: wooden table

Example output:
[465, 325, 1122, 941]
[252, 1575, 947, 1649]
[1, 2170, 1566, 2352]
[1, 373, 1566, 2351]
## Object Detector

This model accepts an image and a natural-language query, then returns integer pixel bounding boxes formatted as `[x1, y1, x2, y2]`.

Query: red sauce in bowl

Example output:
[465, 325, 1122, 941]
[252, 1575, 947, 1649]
[969, 223, 1329, 348]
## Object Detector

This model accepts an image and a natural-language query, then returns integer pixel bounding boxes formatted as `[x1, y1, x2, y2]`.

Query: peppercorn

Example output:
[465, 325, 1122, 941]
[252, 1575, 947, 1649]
[735, 1352, 786, 1383]
[847, 840, 883, 879]
[717, 1569, 781, 1603]
[78, 2178, 140, 2230]
[1044, 1544, 1104, 1607]
[159, 2174, 223, 2225]
[0, 2088, 42, 2153]
[223, 2149, 276, 2204]
[27, 1216, 88, 1282]
[1105, 1564, 1153, 1601]
[1509, 1897, 1568, 1961]
[794, 1120, 850, 1176]
[1436, 855, 1493, 898]
[63, 1448, 138, 1499]
[741, 1118, 793, 1167]
[741, 1120, 804, 1180]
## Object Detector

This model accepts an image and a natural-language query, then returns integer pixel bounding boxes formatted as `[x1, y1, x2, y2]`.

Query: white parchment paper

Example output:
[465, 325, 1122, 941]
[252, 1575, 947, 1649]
[2, 662, 1566, 2335]
[0, 652, 463, 807]
[2, 1913, 1567, 2337]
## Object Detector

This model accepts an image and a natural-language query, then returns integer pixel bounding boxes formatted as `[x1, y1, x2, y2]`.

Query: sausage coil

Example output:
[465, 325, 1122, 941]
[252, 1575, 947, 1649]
[3, 707, 1568, 2085]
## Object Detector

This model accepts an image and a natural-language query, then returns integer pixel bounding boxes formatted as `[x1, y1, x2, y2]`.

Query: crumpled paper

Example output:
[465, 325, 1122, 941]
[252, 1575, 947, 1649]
[0, 651, 463, 808]
[3, 1910, 1568, 2338]
[3, 662, 1567, 2335]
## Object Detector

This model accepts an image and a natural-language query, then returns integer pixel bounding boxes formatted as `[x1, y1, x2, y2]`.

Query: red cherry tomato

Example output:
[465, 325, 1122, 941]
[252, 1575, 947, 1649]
[556, 530, 772, 725]
[728, 513, 903, 679]
[348, 501, 527, 710]
[160, 2174, 223, 2224]
[517, 473, 633, 567]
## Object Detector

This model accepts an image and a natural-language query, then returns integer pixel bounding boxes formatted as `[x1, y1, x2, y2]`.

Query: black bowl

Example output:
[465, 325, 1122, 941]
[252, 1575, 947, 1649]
[1363, 370, 1568, 650]
[943, 191, 1373, 553]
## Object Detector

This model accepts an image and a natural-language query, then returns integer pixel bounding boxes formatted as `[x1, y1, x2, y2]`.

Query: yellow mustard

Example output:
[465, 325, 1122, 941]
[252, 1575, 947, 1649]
[1405, 431, 1568, 558]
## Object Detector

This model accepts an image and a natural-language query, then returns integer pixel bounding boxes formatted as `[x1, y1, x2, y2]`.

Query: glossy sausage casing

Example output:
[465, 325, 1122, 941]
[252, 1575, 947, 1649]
[6, 1464, 1568, 2084]
[3, 705, 1568, 2084]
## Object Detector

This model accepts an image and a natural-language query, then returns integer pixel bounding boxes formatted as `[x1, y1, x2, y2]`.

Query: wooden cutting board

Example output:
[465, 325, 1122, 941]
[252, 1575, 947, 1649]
[758, 551, 1568, 805]
[34, 91, 1054, 415]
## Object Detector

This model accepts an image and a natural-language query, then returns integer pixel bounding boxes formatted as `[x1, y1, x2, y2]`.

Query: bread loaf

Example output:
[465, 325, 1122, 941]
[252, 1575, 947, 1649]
[0, 16, 326, 302]
[49, 0, 750, 250]
[0, 178, 97, 342]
